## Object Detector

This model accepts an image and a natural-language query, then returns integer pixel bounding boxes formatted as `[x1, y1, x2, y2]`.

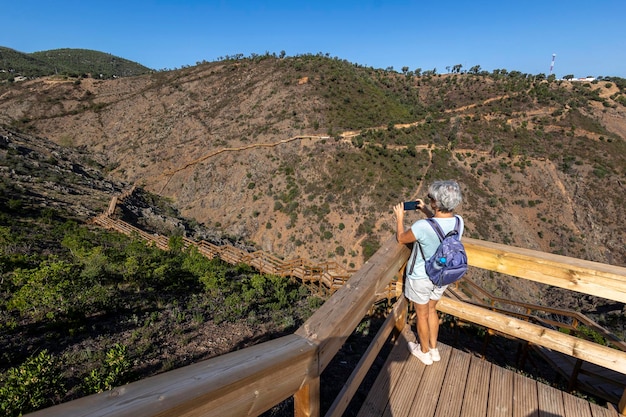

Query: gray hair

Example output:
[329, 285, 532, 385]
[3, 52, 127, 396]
[428, 180, 462, 212]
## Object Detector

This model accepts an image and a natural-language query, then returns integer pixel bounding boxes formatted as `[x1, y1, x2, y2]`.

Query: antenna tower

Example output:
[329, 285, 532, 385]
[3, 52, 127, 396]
[550, 53, 556, 75]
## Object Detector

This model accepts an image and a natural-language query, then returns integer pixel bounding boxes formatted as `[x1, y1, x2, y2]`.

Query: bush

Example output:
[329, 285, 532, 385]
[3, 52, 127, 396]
[83, 343, 132, 394]
[360, 236, 380, 260]
[0, 350, 64, 417]
[8, 259, 112, 320]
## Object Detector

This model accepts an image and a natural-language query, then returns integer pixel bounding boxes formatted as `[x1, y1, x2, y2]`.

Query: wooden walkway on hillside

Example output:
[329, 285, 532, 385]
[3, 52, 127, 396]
[356, 327, 619, 417]
[91, 214, 356, 294]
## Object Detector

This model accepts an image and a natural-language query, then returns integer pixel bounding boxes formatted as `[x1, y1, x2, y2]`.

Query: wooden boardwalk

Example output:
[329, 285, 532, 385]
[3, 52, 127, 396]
[356, 327, 619, 417]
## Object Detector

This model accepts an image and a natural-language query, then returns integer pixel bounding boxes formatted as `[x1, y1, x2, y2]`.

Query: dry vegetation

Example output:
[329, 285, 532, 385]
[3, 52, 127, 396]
[1, 56, 624, 273]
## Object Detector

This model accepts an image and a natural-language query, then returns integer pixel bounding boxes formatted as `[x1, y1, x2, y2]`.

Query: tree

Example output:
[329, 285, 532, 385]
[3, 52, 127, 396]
[469, 65, 481, 74]
[452, 64, 463, 74]
[564, 74, 574, 80]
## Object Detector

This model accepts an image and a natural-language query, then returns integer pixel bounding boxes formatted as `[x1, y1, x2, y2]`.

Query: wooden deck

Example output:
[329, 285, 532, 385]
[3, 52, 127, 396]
[356, 327, 620, 417]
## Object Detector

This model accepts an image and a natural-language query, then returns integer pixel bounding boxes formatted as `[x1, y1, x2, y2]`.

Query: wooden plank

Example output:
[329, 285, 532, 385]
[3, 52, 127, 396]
[576, 361, 626, 404]
[460, 355, 492, 417]
[356, 328, 415, 417]
[436, 298, 626, 375]
[463, 237, 626, 304]
[434, 348, 471, 417]
[384, 330, 429, 417]
[562, 392, 593, 417]
[487, 365, 513, 417]
[294, 377, 319, 417]
[26, 334, 316, 417]
[406, 344, 450, 417]
[537, 384, 565, 417]
[531, 345, 624, 405]
[604, 402, 621, 417]
[512, 372, 538, 417]
[589, 401, 615, 417]
[325, 297, 407, 417]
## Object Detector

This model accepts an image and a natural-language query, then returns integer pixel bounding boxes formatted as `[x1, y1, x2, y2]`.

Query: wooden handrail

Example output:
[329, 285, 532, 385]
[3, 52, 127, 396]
[457, 277, 626, 351]
[27, 334, 318, 417]
[436, 297, 626, 374]
[324, 296, 408, 417]
[294, 235, 408, 371]
[464, 237, 626, 303]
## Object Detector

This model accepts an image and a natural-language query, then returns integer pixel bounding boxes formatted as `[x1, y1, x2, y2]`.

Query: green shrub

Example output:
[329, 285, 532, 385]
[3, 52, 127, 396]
[0, 350, 64, 417]
[83, 343, 132, 394]
[360, 236, 380, 260]
[8, 260, 108, 320]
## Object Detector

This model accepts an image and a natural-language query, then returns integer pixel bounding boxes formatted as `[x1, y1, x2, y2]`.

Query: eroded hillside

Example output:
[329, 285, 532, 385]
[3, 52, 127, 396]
[1, 56, 625, 287]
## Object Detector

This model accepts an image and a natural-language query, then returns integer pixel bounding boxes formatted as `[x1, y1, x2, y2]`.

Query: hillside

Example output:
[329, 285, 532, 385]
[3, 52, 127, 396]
[1, 125, 330, 416]
[1, 54, 625, 305]
[0, 46, 152, 81]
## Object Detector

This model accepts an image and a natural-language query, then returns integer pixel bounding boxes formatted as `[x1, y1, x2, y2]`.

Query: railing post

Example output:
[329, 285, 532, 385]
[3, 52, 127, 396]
[568, 359, 583, 392]
[394, 297, 408, 338]
[517, 340, 530, 368]
[294, 377, 320, 417]
[618, 387, 626, 416]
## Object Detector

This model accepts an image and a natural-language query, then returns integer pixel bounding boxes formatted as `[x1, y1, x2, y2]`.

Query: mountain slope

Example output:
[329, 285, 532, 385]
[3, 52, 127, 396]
[0, 46, 152, 80]
[0, 55, 624, 288]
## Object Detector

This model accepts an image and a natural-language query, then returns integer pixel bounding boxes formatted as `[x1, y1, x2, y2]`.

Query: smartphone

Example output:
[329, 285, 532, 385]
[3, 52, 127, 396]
[403, 201, 419, 211]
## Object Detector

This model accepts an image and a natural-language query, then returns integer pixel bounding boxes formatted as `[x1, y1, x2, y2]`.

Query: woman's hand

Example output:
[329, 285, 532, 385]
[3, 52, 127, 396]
[393, 202, 416, 244]
[393, 202, 404, 222]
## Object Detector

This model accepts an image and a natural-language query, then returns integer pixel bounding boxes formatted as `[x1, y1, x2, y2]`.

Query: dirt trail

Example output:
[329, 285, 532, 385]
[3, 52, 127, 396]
[153, 93, 510, 254]
[155, 93, 515, 189]
[156, 135, 321, 192]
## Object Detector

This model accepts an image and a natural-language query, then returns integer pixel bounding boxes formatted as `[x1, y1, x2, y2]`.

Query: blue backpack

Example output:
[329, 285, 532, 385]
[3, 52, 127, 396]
[414, 216, 468, 287]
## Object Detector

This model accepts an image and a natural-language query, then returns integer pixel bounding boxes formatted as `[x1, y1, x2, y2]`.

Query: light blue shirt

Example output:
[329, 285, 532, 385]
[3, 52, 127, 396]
[406, 215, 464, 280]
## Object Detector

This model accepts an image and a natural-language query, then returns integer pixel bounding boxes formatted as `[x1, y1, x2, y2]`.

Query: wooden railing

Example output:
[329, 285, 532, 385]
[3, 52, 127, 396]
[455, 277, 626, 352]
[27, 231, 626, 417]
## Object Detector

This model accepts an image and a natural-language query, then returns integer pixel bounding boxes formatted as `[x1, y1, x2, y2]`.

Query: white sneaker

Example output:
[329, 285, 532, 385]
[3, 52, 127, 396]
[408, 342, 433, 365]
[429, 348, 441, 362]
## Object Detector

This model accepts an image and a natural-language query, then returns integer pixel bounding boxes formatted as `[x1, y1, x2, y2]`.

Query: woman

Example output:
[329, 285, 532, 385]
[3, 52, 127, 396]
[392, 180, 464, 365]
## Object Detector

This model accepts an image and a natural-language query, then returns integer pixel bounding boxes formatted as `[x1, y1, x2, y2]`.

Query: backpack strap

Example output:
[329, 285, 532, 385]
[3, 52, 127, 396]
[425, 218, 446, 242]
[408, 242, 421, 274]
[453, 215, 461, 235]
[416, 219, 438, 264]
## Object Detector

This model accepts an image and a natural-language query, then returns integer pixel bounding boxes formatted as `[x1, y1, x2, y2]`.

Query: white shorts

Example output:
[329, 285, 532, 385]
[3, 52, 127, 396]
[404, 277, 447, 304]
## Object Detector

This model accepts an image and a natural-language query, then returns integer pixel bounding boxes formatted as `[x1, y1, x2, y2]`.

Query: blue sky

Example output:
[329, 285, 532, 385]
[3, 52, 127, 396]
[4, 0, 625, 78]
